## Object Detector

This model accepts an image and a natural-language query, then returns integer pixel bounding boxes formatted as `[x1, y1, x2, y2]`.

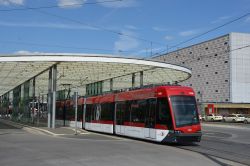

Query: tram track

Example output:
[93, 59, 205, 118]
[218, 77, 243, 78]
[178, 138, 250, 165]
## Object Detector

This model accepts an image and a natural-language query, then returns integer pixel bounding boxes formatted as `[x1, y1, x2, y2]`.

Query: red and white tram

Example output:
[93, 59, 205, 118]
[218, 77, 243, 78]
[57, 85, 202, 143]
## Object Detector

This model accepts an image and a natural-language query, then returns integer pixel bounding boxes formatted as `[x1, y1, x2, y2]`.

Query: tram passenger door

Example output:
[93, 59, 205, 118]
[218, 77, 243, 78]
[144, 99, 156, 139]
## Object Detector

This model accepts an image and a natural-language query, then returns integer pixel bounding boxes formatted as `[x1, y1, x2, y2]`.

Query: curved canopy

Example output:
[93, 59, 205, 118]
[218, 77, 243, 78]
[0, 53, 191, 96]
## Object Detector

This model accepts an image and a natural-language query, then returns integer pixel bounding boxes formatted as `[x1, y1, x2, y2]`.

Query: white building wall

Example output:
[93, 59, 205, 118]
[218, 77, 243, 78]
[230, 32, 250, 103]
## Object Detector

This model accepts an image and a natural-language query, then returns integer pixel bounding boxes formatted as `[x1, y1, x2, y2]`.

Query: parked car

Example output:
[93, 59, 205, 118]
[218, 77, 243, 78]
[206, 114, 223, 121]
[244, 115, 250, 124]
[223, 114, 245, 123]
[199, 115, 206, 121]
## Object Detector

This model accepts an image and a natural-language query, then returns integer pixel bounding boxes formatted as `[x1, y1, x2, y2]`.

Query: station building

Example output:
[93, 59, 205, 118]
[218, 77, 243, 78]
[153, 32, 250, 115]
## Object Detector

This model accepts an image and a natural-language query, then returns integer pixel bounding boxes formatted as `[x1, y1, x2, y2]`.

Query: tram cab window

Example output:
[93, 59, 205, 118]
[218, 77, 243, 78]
[157, 98, 173, 129]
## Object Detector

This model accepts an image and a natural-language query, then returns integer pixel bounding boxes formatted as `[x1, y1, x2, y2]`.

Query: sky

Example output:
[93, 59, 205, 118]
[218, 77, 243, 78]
[0, 0, 250, 58]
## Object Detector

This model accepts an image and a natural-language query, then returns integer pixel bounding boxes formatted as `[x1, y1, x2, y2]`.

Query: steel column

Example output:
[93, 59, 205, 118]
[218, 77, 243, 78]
[47, 68, 52, 128]
[32, 78, 36, 124]
[52, 65, 57, 129]
[140, 71, 143, 88]
[110, 78, 113, 91]
[132, 73, 135, 88]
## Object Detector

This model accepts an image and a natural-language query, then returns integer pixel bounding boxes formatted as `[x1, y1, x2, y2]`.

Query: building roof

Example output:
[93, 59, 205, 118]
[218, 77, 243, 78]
[0, 53, 191, 96]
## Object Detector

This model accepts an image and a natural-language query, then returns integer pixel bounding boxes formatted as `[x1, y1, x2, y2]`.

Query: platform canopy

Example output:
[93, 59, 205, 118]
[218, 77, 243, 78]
[0, 53, 191, 96]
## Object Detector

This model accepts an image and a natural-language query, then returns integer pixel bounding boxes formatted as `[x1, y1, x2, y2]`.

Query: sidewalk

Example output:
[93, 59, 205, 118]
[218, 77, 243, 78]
[0, 119, 88, 136]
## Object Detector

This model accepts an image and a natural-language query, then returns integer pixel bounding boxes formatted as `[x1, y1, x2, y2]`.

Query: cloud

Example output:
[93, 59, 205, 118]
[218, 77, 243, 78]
[179, 30, 198, 37]
[133, 47, 165, 57]
[245, 16, 250, 23]
[152, 27, 169, 32]
[114, 30, 139, 52]
[15, 50, 44, 55]
[0, 0, 24, 5]
[57, 0, 85, 8]
[97, 0, 137, 8]
[211, 16, 231, 24]
[0, 21, 98, 30]
[164, 35, 174, 41]
[125, 25, 137, 30]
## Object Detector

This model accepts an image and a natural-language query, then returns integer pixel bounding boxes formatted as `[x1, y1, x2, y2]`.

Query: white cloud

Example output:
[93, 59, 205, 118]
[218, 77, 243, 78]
[57, 0, 85, 8]
[164, 35, 174, 41]
[125, 25, 137, 30]
[15, 50, 43, 55]
[245, 16, 250, 23]
[97, 0, 137, 8]
[179, 30, 198, 37]
[114, 30, 139, 52]
[211, 16, 231, 24]
[133, 47, 164, 57]
[0, 21, 98, 30]
[152, 27, 169, 32]
[0, 0, 24, 5]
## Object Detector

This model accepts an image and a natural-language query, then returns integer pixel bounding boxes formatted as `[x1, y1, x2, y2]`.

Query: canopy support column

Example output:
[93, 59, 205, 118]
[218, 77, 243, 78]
[132, 73, 135, 88]
[140, 71, 143, 88]
[32, 78, 36, 124]
[110, 78, 113, 91]
[52, 65, 57, 129]
[47, 68, 52, 128]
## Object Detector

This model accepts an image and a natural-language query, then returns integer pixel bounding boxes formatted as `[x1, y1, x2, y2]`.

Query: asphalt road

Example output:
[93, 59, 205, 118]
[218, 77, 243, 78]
[0, 120, 229, 166]
[178, 123, 250, 165]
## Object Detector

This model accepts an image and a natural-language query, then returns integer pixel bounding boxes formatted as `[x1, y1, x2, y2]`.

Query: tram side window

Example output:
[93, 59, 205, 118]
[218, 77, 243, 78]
[157, 98, 173, 129]
[85, 104, 92, 122]
[65, 104, 74, 121]
[101, 103, 114, 121]
[93, 104, 101, 121]
[77, 105, 83, 121]
[116, 102, 123, 125]
[124, 101, 131, 122]
[131, 100, 146, 123]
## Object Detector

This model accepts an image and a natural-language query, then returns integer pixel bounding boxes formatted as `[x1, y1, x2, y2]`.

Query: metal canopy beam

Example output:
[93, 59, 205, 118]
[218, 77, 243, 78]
[0, 54, 192, 97]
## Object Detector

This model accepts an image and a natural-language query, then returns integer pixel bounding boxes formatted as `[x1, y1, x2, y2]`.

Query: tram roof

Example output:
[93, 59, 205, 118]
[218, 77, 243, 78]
[0, 53, 191, 96]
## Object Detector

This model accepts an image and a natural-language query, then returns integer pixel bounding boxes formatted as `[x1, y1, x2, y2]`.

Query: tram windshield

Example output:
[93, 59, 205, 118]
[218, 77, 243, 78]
[170, 96, 199, 128]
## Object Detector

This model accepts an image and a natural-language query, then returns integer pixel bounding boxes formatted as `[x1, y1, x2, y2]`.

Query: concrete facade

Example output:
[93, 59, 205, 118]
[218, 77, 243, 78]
[153, 32, 250, 114]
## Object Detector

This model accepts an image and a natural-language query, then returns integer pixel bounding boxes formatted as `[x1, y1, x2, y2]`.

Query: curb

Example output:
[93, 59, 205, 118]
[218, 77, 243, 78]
[0, 119, 63, 136]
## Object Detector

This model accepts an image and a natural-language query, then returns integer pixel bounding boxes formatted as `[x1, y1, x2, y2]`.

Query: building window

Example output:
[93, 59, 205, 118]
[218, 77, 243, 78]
[224, 61, 228, 63]
[225, 99, 229, 102]
[197, 99, 200, 102]
[197, 58, 200, 60]
[190, 84, 192, 86]
[225, 80, 228, 82]
[214, 54, 218, 57]
[215, 72, 218, 74]
[215, 90, 218, 92]
[189, 51, 192, 54]
[176, 56, 178, 58]
[205, 47, 208, 50]
[206, 82, 209, 84]
[197, 91, 201, 94]
[224, 42, 228, 45]
[205, 65, 208, 67]
[182, 62, 185, 64]
[197, 75, 200, 77]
